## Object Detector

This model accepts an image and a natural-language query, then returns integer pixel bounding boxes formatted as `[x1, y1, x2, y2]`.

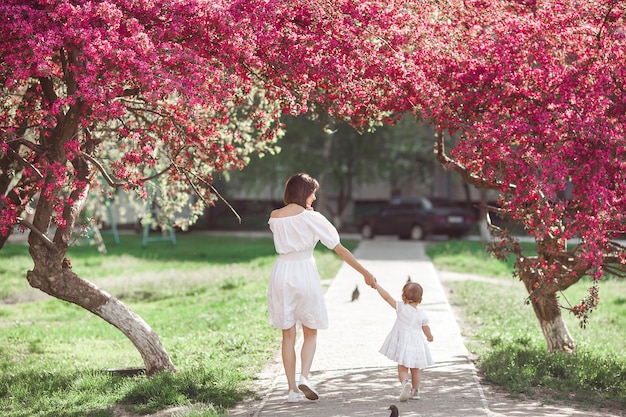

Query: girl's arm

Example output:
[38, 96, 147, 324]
[422, 325, 434, 342]
[376, 284, 396, 309]
[333, 243, 376, 288]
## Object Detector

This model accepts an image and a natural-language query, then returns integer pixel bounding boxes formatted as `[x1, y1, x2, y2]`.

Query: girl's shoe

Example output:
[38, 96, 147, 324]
[287, 390, 304, 403]
[298, 376, 319, 400]
[399, 380, 411, 402]
[410, 388, 420, 400]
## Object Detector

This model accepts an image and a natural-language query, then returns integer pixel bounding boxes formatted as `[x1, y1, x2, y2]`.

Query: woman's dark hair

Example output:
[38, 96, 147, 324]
[283, 173, 319, 208]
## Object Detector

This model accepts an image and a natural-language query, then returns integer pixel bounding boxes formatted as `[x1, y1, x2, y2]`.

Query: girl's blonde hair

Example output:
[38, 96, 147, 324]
[283, 173, 319, 208]
[402, 282, 423, 304]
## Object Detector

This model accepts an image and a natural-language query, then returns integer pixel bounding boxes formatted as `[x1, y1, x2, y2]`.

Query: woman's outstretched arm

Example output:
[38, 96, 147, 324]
[333, 243, 377, 288]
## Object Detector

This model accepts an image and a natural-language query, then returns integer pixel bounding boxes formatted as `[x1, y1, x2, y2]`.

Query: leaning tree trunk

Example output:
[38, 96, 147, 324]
[24, 146, 175, 375]
[519, 268, 576, 353]
[26, 241, 176, 375]
[4, 72, 176, 375]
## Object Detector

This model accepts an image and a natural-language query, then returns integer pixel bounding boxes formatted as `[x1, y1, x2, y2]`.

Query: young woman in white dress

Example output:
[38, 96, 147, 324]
[377, 281, 434, 402]
[267, 173, 377, 403]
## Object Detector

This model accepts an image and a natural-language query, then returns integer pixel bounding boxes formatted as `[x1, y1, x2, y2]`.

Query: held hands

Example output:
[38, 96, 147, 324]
[363, 272, 377, 289]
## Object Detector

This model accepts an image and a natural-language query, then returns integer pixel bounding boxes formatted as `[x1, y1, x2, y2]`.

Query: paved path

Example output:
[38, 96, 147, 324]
[229, 238, 626, 417]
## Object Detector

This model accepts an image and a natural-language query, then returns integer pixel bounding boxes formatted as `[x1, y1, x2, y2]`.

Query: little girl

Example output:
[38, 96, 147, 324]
[377, 281, 434, 402]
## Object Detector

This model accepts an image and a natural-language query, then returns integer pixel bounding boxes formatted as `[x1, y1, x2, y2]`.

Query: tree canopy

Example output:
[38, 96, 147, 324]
[430, 1, 626, 314]
[2, 0, 626, 369]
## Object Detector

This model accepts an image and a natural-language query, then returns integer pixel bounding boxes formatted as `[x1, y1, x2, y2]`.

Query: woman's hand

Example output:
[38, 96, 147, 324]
[363, 272, 377, 289]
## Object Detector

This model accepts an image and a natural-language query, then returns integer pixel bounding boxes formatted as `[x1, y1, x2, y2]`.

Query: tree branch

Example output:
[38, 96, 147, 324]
[80, 152, 174, 188]
[15, 217, 57, 251]
[6, 146, 44, 180]
[434, 128, 516, 193]
[179, 167, 241, 224]
[38, 76, 58, 104]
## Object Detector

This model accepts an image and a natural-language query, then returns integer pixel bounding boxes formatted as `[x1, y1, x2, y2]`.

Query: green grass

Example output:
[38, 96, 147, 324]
[0, 233, 355, 417]
[426, 239, 626, 410]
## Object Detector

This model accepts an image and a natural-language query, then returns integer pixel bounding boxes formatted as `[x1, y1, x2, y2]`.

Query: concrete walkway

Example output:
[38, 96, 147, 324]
[229, 238, 626, 417]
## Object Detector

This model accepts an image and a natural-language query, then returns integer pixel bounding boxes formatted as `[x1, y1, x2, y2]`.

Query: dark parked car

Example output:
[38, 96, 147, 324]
[359, 196, 476, 240]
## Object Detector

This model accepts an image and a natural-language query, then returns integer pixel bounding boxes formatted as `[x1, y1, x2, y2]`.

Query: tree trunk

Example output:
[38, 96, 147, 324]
[26, 263, 176, 375]
[0, 232, 9, 251]
[477, 189, 490, 243]
[27, 182, 175, 376]
[3, 76, 176, 376]
[519, 268, 576, 353]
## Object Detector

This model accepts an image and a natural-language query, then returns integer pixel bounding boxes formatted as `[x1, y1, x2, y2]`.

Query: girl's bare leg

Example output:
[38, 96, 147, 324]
[398, 364, 412, 401]
[282, 326, 298, 392]
[300, 325, 317, 378]
[397, 364, 410, 384]
[410, 368, 421, 390]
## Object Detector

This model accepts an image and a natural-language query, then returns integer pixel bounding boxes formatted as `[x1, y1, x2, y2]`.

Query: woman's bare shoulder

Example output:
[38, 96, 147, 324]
[270, 204, 305, 218]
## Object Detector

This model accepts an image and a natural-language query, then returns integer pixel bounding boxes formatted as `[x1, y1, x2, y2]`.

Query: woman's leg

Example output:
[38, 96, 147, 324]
[282, 326, 298, 392]
[300, 325, 317, 378]
[298, 325, 320, 400]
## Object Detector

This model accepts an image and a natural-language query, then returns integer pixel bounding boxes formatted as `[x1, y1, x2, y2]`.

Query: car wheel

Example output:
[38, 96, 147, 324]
[410, 225, 424, 240]
[361, 224, 374, 239]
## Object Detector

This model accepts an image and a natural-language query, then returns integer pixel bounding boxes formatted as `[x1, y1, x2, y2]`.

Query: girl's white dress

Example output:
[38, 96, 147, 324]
[267, 210, 340, 330]
[379, 301, 434, 369]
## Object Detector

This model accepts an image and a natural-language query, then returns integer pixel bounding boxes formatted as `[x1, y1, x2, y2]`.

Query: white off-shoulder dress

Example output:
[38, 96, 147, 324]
[267, 210, 340, 330]
[379, 301, 434, 369]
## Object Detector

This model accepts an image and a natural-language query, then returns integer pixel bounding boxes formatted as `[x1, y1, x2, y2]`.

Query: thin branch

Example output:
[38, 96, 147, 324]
[142, 165, 175, 182]
[7, 146, 44, 180]
[603, 263, 626, 278]
[80, 152, 174, 188]
[122, 87, 140, 97]
[180, 167, 241, 224]
[607, 239, 626, 251]
[208, 183, 241, 224]
[80, 153, 122, 187]
[16, 217, 57, 251]
[483, 206, 505, 234]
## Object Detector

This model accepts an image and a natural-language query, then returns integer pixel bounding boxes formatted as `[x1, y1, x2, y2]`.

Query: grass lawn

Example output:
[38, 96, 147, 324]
[3, 234, 624, 415]
[426, 239, 626, 410]
[0, 232, 356, 417]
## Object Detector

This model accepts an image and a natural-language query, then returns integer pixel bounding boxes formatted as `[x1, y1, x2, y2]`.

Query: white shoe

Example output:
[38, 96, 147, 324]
[399, 380, 411, 402]
[410, 388, 420, 400]
[298, 376, 319, 400]
[287, 390, 304, 403]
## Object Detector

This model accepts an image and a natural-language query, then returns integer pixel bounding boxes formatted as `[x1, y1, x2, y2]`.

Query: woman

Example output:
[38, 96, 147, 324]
[267, 173, 377, 402]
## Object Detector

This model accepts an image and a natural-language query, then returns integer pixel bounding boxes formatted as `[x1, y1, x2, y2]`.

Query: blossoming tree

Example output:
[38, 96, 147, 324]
[2, 0, 625, 374]
[425, 0, 626, 352]
[0, 0, 419, 374]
